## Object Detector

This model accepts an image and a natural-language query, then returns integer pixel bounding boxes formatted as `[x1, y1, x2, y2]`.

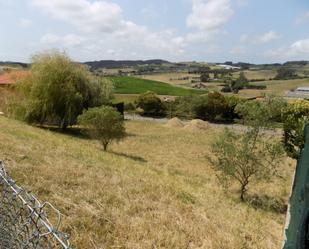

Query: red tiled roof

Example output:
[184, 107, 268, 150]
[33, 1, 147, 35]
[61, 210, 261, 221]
[0, 71, 30, 85]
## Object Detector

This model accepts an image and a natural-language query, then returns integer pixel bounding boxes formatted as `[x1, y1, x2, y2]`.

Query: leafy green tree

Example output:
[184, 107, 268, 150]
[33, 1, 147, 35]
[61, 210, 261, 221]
[229, 72, 249, 93]
[210, 98, 285, 200]
[135, 91, 166, 117]
[13, 51, 113, 129]
[236, 72, 249, 85]
[274, 67, 297, 80]
[282, 100, 309, 159]
[200, 72, 210, 82]
[78, 106, 125, 151]
[192, 92, 229, 121]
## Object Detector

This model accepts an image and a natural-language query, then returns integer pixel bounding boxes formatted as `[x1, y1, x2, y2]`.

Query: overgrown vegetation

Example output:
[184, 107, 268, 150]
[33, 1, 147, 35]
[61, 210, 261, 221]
[0, 116, 293, 249]
[10, 51, 113, 129]
[282, 100, 309, 159]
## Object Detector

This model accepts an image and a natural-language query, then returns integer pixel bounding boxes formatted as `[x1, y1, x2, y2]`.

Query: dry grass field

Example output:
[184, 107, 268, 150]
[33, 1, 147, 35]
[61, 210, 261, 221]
[233, 70, 276, 80]
[0, 116, 295, 248]
[239, 78, 309, 97]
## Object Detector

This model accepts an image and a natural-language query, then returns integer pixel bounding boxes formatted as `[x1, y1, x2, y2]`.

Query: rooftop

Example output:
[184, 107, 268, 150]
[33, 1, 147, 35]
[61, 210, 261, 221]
[0, 71, 30, 85]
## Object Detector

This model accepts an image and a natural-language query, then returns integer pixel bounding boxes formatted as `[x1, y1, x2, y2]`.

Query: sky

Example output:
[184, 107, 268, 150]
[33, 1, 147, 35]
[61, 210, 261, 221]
[0, 0, 309, 63]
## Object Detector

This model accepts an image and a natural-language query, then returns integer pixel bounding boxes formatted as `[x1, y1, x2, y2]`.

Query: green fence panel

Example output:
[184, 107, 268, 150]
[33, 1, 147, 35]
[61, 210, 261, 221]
[283, 123, 309, 249]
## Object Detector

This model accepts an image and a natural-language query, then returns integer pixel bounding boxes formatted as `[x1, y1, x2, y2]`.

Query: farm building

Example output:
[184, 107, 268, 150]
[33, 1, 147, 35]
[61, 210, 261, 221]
[0, 70, 30, 86]
[217, 64, 241, 70]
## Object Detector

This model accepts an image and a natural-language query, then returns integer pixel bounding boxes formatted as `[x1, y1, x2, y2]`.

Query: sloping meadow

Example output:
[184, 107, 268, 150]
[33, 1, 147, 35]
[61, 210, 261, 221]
[0, 116, 294, 248]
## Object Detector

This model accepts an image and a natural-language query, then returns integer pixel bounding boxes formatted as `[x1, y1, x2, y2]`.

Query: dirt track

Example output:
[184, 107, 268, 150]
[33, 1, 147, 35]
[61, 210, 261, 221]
[124, 114, 283, 136]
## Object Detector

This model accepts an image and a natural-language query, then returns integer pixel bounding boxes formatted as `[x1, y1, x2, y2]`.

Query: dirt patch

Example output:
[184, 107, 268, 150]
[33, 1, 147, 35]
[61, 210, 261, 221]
[164, 117, 184, 128]
[183, 119, 209, 132]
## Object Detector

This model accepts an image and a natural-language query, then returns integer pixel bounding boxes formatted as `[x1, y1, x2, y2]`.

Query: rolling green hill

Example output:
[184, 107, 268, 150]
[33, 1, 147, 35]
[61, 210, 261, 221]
[110, 76, 206, 96]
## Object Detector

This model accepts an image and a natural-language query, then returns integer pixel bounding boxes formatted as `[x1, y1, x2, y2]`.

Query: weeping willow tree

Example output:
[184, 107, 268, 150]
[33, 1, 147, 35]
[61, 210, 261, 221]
[11, 51, 113, 129]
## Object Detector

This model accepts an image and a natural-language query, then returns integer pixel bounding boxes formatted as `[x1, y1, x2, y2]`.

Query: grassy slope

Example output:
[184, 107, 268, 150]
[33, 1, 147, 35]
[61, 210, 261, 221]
[0, 117, 294, 248]
[110, 76, 206, 96]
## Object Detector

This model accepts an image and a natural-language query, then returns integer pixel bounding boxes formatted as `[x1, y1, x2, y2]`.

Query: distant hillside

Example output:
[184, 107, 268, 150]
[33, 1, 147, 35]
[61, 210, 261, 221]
[283, 61, 309, 66]
[0, 61, 29, 68]
[84, 59, 171, 70]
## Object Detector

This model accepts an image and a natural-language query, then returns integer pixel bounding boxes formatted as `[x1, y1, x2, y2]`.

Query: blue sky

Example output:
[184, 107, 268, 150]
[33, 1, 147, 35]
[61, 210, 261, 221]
[0, 0, 309, 63]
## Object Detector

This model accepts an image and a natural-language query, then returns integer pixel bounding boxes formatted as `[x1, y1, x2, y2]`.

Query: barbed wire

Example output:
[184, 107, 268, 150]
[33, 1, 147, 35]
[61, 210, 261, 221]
[0, 160, 73, 249]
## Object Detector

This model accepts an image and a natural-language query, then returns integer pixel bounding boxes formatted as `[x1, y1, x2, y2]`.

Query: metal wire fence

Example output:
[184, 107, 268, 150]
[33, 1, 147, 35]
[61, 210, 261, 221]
[0, 160, 72, 249]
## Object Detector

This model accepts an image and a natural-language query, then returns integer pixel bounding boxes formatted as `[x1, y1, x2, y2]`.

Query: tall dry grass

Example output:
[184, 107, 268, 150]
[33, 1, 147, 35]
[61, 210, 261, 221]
[0, 117, 294, 248]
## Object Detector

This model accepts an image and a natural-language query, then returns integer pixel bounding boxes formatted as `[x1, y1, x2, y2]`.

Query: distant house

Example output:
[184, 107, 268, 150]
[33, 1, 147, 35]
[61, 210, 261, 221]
[217, 64, 241, 70]
[287, 87, 309, 99]
[0, 70, 30, 87]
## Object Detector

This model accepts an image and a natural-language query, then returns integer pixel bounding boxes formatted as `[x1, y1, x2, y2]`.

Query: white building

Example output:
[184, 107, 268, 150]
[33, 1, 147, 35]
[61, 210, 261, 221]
[217, 64, 241, 70]
[287, 87, 309, 99]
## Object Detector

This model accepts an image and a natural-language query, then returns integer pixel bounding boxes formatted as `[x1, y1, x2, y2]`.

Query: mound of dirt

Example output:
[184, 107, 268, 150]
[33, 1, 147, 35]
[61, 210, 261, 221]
[183, 119, 209, 132]
[164, 117, 184, 128]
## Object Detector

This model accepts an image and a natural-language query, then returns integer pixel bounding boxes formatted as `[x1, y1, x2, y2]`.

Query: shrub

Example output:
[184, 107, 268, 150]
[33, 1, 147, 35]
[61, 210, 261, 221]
[78, 106, 125, 151]
[220, 85, 232, 93]
[135, 91, 166, 117]
[224, 95, 245, 121]
[124, 102, 136, 112]
[282, 100, 309, 159]
[192, 92, 229, 121]
[245, 85, 267, 90]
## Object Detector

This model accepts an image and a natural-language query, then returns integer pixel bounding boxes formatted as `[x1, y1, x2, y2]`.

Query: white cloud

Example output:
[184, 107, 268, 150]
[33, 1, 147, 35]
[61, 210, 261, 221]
[141, 7, 159, 19]
[19, 18, 32, 28]
[184, 0, 233, 44]
[30, 0, 236, 59]
[296, 11, 309, 24]
[186, 0, 234, 31]
[229, 46, 246, 54]
[236, 0, 249, 7]
[31, 0, 186, 58]
[31, 0, 123, 33]
[40, 34, 85, 47]
[256, 31, 279, 44]
[240, 31, 279, 44]
[240, 34, 249, 42]
[265, 39, 309, 60]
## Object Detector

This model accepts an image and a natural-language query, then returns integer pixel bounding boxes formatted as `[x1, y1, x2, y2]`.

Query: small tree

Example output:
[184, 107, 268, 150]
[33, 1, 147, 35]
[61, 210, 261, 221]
[135, 91, 166, 117]
[78, 106, 125, 151]
[209, 99, 284, 200]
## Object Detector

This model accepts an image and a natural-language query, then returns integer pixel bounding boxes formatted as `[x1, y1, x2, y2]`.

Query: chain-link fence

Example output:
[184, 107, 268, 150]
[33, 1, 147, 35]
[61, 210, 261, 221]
[0, 160, 73, 249]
